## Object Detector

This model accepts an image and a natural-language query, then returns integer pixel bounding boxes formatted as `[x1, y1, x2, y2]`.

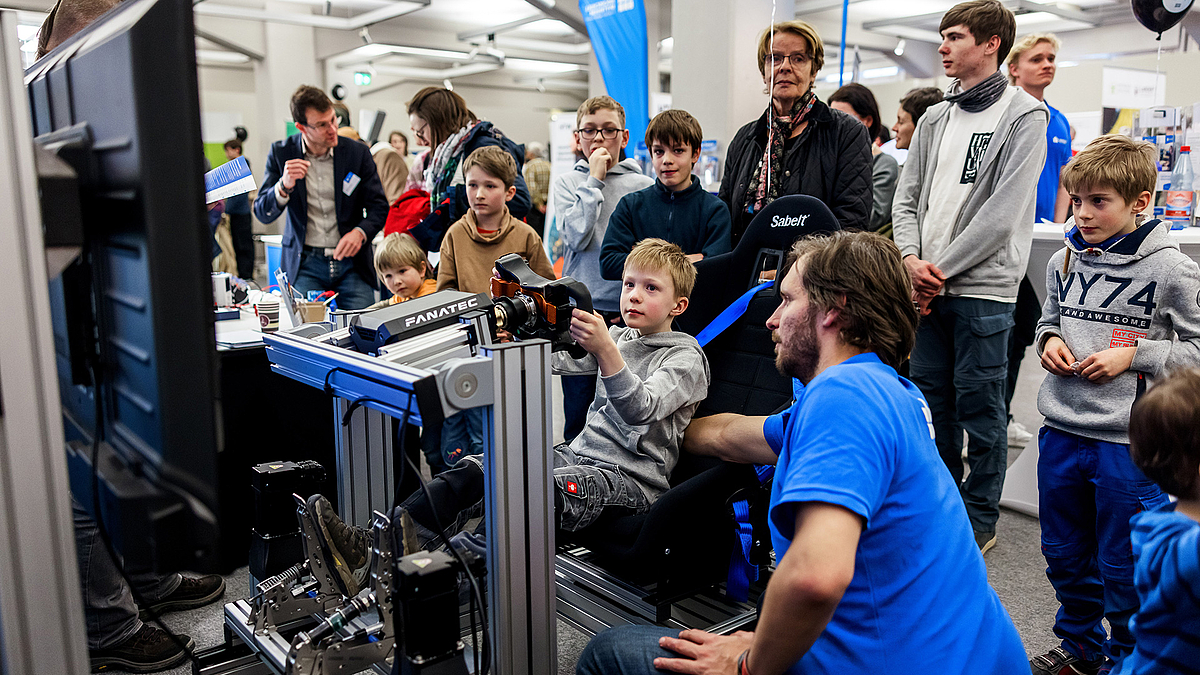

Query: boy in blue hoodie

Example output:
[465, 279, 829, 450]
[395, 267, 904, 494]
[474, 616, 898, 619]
[599, 110, 732, 280]
[1117, 368, 1200, 675]
[1031, 135, 1200, 675]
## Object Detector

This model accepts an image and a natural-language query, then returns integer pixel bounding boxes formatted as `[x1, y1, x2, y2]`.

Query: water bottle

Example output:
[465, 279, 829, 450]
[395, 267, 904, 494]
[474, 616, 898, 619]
[1165, 145, 1195, 229]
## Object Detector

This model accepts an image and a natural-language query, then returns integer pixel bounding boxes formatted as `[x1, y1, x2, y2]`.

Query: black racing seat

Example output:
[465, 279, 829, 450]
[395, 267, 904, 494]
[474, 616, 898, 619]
[557, 195, 841, 627]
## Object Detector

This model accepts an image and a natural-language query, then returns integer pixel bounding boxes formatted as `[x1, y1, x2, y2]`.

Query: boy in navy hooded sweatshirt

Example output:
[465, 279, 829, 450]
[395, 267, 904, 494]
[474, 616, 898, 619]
[599, 110, 731, 280]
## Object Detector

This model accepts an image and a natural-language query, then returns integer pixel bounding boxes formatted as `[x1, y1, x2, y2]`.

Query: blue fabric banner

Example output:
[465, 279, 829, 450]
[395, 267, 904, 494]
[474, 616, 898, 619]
[579, 0, 649, 152]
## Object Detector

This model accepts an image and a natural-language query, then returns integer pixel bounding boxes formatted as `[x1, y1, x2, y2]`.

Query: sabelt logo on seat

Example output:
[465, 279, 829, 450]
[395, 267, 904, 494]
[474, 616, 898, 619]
[771, 214, 810, 228]
[403, 297, 481, 329]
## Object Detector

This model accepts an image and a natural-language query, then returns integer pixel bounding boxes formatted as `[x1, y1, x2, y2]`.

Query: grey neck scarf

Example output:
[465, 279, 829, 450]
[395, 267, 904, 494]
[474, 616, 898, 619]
[944, 70, 1008, 113]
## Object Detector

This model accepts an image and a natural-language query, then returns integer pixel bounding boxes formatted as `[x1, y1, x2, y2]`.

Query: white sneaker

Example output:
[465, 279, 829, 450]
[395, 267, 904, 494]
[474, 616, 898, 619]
[1007, 421, 1034, 447]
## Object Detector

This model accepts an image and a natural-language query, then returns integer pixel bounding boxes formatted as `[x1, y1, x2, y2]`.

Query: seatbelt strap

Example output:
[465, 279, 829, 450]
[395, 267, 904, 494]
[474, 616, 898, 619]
[726, 464, 775, 602]
[696, 280, 774, 347]
[726, 499, 758, 602]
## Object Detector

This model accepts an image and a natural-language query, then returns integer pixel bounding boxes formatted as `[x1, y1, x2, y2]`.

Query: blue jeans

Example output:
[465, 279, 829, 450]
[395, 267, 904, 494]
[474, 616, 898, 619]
[1038, 427, 1169, 664]
[293, 249, 375, 310]
[561, 374, 596, 444]
[908, 296, 1014, 534]
[73, 499, 180, 650]
[576, 625, 682, 674]
[440, 408, 484, 467]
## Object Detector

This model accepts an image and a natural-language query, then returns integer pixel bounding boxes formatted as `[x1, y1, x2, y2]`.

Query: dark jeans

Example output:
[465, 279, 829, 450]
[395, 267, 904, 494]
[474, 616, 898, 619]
[293, 249, 375, 310]
[576, 625, 681, 674]
[440, 408, 484, 467]
[73, 499, 180, 650]
[1037, 427, 1169, 664]
[228, 211, 254, 280]
[908, 296, 1014, 534]
[1004, 275, 1041, 420]
[400, 444, 651, 545]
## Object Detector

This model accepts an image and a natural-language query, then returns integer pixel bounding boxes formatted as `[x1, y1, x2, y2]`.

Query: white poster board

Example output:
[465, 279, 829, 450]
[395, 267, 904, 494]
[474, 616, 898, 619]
[1101, 67, 1166, 109]
[544, 113, 580, 268]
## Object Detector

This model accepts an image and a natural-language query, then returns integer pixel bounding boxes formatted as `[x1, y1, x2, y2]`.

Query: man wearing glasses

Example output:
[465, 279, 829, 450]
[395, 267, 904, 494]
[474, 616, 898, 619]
[255, 85, 389, 309]
[551, 96, 654, 443]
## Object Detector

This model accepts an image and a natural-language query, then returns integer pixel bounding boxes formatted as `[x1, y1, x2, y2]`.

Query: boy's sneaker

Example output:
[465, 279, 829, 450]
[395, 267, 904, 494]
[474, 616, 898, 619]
[138, 574, 225, 619]
[307, 495, 418, 597]
[307, 495, 371, 597]
[974, 530, 997, 555]
[90, 624, 194, 673]
[1030, 647, 1104, 675]
[1008, 420, 1034, 447]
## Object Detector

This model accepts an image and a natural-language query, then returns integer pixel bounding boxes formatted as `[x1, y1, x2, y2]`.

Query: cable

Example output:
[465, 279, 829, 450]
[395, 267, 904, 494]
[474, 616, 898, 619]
[341, 397, 491, 673]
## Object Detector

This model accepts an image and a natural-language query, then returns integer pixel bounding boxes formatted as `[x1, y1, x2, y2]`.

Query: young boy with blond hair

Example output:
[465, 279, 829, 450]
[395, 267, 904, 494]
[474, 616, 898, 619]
[367, 233, 436, 309]
[1031, 135, 1200, 675]
[302, 239, 710, 594]
[1118, 368, 1200, 675]
[599, 109, 731, 279]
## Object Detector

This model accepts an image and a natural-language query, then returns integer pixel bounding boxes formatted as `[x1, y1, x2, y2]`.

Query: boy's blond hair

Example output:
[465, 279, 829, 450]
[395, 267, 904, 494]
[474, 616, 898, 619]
[1005, 32, 1060, 83]
[576, 96, 626, 129]
[624, 238, 696, 299]
[645, 109, 703, 152]
[1061, 135, 1157, 206]
[462, 146, 518, 189]
[374, 233, 433, 282]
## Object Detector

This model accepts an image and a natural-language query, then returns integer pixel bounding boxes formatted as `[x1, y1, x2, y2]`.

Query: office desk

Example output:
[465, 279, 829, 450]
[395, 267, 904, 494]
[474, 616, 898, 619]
[212, 307, 336, 572]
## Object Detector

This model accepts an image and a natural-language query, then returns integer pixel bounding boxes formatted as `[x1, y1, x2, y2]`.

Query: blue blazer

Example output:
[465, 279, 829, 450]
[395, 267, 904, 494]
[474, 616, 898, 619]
[253, 134, 389, 288]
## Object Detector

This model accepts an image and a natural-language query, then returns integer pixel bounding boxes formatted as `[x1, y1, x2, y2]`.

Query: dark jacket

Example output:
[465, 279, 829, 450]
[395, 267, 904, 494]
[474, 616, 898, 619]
[719, 99, 873, 242]
[253, 133, 388, 288]
[599, 178, 732, 281]
[407, 121, 531, 251]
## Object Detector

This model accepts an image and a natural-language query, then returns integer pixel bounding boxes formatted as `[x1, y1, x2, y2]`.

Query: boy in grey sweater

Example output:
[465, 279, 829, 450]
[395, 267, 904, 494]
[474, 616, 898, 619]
[891, 0, 1048, 551]
[1030, 136, 1200, 675]
[553, 96, 655, 443]
[302, 241, 709, 598]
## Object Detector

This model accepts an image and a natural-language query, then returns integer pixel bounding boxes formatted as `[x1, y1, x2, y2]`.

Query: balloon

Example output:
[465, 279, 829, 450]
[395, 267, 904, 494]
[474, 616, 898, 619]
[1131, 0, 1194, 38]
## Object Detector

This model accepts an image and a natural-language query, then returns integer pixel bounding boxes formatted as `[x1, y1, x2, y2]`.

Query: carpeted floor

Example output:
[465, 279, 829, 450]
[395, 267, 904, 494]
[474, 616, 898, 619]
[107, 346, 1063, 675]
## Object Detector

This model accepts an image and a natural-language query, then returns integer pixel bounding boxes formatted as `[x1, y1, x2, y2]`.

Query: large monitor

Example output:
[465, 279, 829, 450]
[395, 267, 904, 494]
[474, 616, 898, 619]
[27, 0, 222, 572]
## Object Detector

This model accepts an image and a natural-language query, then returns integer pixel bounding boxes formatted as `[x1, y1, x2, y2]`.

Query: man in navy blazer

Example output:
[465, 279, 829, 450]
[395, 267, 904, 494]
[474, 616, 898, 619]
[254, 85, 388, 309]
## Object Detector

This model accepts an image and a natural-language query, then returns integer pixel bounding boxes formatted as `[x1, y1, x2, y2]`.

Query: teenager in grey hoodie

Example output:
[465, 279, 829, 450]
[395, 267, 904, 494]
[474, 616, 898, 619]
[553, 96, 656, 445]
[891, 1, 1049, 550]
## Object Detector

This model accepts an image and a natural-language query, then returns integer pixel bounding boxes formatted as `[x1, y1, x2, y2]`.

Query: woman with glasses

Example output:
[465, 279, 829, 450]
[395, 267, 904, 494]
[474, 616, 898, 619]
[718, 20, 873, 244]
[402, 86, 532, 250]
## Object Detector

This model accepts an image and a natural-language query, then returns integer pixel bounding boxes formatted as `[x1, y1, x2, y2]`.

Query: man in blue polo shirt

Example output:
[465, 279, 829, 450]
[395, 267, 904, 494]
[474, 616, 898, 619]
[1003, 32, 1073, 449]
[576, 231, 1026, 675]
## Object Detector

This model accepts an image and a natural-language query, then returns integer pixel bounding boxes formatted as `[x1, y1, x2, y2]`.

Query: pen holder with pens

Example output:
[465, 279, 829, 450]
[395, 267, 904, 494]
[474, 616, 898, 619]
[295, 300, 328, 324]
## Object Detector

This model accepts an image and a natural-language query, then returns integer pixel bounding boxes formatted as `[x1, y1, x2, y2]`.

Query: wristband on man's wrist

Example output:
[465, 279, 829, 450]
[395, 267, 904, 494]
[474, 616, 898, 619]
[737, 649, 752, 675]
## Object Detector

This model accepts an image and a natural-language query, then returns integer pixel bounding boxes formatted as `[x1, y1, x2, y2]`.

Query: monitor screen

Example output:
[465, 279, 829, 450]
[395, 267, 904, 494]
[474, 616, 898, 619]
[28, 0, 222, 572]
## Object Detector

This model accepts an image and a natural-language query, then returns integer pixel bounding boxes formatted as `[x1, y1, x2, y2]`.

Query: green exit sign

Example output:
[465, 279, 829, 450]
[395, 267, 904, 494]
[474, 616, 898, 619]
[354, 71, 372, 86]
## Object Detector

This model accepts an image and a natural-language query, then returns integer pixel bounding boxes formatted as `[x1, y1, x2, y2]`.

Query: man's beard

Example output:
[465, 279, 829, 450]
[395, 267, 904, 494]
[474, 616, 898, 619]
[774, 306, 820, 384]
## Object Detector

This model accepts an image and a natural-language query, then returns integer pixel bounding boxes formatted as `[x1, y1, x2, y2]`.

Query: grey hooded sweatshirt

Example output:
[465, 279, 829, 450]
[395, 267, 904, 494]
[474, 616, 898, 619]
[893, 87, 1049, 300]
[552, 326, 710, 499]
[1036, 218, 1200, 444]
[552, 158, 654, 312]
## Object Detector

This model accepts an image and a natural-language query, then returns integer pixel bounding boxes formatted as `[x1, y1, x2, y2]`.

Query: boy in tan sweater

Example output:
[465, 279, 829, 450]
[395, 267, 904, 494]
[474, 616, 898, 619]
[437, 146, 554, 293]
[436, 145, 555, 462]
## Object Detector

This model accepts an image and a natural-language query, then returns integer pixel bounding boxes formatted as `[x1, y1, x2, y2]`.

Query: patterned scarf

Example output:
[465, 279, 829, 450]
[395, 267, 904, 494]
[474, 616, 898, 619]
[944, 70, 1008, 113]
[746, 91, 816, 213]
[424, 121, 481, 209]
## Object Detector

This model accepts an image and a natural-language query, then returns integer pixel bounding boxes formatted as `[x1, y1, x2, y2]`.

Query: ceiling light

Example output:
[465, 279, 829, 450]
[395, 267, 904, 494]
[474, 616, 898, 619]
[443, 78, 454, 91]
[504, 57, 583, 73]
[894, 38, 906, 56]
